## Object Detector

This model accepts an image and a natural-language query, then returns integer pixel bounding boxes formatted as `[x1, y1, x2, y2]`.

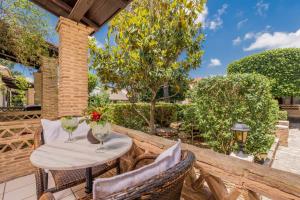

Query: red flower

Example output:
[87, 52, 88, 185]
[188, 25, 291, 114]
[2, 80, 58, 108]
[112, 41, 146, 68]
[91, 111, 101, 121]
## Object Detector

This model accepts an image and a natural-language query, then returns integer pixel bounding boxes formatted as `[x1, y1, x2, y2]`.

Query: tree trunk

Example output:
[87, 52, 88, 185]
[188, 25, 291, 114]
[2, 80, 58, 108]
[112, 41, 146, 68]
[149, 100, 156, 134]
[163, 82, 169, 102]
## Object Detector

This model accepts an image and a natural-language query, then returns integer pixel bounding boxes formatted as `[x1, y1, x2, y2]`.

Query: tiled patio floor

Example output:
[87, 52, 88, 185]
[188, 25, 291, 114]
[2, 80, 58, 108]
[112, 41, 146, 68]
[0, 173, 88, 200]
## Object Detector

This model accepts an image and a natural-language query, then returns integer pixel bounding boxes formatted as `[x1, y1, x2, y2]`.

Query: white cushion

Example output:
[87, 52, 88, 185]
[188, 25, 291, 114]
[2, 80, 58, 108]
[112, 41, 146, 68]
[41, 119, 90, 144]
[155, 139, 181, 169]
[93, 140, 181, 199]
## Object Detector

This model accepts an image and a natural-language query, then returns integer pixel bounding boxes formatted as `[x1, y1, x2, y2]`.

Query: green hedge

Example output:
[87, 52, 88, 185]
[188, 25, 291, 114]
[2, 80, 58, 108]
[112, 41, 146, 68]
[278, 110, 288, 120]
[227, 48, 300, 97]
[106, 103, 189, 131]
[190, 73, 279, 155]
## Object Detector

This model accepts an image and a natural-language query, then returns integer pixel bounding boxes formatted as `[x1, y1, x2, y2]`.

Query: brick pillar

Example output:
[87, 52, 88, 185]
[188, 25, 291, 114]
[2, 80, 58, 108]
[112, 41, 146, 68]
[33, 72, 42, 105]
[41, 56, 58, 119]
[56, 17, 94, 117]
[26, 88, 35, 105]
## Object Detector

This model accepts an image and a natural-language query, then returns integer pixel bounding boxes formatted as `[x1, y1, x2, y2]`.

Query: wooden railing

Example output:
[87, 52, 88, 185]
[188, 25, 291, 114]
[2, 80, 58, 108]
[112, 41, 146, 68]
[113, 125, 300, 200]
[0, 110, 41, 122]
[0, 107, 25, 112]
[0, 119, 41, 183]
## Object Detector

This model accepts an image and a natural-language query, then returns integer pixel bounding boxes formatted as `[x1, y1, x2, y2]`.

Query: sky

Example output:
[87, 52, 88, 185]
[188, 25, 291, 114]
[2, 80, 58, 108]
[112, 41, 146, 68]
[15, 0, 300, 80]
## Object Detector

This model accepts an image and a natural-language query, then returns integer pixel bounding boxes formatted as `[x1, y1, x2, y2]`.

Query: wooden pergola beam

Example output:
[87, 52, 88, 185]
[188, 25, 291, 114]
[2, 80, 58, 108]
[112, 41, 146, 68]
[69, 0, 96, 22]
[30, 0, 99, 30]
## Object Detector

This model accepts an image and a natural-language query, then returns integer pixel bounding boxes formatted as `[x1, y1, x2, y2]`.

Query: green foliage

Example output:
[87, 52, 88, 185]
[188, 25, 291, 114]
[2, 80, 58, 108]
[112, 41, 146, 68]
[88, 73, 98, 94]
[278, 110, 288, 120]
[88, 92, 110, 108]
[191, 74, 279, 155]
[106, 103, 189, 131]
[11, 75, 30, 106]
[228, 48, 300, 97]
[0, 0, 51, 66]
[89, 0, 206, 133]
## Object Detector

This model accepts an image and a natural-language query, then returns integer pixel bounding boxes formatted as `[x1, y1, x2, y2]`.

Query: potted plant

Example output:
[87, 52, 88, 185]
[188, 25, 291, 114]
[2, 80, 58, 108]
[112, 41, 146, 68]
[85, 108, 111, 152]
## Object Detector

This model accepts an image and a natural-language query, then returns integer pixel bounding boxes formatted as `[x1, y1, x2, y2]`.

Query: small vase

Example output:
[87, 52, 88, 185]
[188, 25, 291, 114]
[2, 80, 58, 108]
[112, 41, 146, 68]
[87, 129, 100, 144]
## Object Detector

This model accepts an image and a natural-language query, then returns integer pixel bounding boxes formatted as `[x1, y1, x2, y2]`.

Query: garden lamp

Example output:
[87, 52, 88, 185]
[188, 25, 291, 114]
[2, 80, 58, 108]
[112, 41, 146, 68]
[231, 122, 250, 153]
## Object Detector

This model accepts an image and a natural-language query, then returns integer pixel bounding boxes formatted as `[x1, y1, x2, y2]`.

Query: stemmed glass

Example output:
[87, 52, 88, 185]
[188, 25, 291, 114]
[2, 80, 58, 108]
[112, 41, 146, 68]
[92, 122, 111, 152]
[61, 117, 79, 143]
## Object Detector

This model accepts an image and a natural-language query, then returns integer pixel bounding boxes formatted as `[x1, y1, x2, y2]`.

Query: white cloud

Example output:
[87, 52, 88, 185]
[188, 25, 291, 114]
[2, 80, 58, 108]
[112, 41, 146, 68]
[207, 4, 228, 31]
[88, 36, 104, 48]
[244, 29, 300, 51]
[208, 58, 222, 67]
[26, 77, 33, 83]
[237, 18, 248, 29]
[195, 5, 208, 25]
[255, 0, 269, 16]
[244, 32, 255, 40]
[232, 37, 242, 45]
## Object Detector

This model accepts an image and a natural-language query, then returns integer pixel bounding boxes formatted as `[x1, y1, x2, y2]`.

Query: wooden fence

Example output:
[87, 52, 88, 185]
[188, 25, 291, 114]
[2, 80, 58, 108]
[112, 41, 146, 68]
[0, 117, 41, 183]
[280, 104, 300, 119]
[113, 125, 300, 200]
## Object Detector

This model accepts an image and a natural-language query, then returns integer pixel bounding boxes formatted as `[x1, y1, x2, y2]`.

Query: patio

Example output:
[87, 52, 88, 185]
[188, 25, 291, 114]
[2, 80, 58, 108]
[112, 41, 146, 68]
[1, 0, 300, 199]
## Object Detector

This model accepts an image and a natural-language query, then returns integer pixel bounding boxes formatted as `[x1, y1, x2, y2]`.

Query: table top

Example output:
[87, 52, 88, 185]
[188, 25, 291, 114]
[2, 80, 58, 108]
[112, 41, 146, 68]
[30, 132, 132, 170]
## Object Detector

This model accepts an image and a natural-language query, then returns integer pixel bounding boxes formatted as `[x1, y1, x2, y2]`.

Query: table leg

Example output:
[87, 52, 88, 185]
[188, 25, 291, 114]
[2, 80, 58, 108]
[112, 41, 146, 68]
[116, 158, 121, 175]
[85, 167, 93, 193]
[43, 170, 48, 192]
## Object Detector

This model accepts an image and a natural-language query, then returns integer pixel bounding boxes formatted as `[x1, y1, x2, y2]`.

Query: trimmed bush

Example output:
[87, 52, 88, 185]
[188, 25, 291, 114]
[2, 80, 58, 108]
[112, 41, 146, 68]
[191, 73, 279, 155]
[278, 110, 288, 120]
[227, 48, 300, 97]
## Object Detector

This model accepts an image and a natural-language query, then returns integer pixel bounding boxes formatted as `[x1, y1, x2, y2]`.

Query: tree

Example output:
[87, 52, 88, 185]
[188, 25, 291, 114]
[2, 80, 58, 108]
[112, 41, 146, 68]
[11, 75, 30, 106]
[88, 73, 98, 94]
[89, 0, 205, 133]
[0, 0, 51, 66]
[227, 48, 300, 98]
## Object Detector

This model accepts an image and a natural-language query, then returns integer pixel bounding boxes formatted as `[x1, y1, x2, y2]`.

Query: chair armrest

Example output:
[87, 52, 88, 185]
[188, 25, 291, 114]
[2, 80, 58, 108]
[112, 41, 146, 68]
[128, 153, 158, 171]
[39, 193, 55, 200]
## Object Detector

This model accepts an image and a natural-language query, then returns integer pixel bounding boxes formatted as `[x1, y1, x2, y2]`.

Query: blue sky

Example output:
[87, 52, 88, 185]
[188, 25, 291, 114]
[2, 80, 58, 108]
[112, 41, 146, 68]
[16, 0, 300, 80]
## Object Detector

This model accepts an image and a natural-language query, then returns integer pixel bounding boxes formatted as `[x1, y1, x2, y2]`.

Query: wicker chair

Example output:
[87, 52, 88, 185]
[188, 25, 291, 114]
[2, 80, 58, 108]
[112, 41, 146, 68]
[39, 150, 195, 200]
[34, 126, 119, 199]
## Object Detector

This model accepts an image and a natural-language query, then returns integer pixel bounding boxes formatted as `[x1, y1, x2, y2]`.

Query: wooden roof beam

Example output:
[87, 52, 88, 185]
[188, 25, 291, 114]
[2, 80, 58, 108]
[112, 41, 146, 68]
[51, 0, 99, 30]
[69, 0, 96, 22]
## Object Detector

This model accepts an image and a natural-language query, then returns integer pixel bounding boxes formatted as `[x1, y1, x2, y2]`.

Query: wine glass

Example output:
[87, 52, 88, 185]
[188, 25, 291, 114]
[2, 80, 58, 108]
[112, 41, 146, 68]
[92, 122, 111, 153]
[61, 117, 79, 143]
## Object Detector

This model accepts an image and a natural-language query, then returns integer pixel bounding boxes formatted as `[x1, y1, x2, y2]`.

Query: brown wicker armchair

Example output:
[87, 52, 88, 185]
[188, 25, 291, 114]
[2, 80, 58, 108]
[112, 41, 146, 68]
[34, 126, 119, 199]
[39, 150, 195, 200]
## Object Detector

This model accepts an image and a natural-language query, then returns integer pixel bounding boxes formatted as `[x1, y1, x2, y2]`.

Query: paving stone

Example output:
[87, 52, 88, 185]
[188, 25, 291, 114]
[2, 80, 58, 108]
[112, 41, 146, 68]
[272, 123, 300, 175]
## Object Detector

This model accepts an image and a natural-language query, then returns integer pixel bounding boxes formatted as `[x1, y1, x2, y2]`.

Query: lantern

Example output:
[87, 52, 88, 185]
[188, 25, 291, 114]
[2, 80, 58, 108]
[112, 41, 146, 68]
[231, 122, 250, 153]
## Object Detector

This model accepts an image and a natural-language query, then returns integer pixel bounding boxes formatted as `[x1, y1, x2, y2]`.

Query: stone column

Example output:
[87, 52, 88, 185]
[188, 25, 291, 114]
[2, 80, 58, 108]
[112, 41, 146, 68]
[41, 56, 58, 119]
[33, 72, 42, 105]
[56, 17, 94, 117]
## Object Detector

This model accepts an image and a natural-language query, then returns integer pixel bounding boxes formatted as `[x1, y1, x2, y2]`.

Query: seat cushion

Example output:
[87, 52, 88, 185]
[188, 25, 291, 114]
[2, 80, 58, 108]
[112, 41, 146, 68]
[51, 162, 116, 188]
[155, 140, 181, 169]
[93, 141, 181, 199]
[41, 118, 90, 144]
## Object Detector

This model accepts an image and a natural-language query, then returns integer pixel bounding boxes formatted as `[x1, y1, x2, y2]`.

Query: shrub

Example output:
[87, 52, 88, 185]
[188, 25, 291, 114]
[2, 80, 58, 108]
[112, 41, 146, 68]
[278, 110, 288, 120]
[88, 92, 110, 108]
[106, 103, 192, 131]
[191, 73, 279, 155]
[227, 48, 300, 97]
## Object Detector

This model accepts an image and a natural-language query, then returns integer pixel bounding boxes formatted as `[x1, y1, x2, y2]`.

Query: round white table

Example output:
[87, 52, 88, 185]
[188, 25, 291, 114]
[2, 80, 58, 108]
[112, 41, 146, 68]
[30, 132, 132, 193]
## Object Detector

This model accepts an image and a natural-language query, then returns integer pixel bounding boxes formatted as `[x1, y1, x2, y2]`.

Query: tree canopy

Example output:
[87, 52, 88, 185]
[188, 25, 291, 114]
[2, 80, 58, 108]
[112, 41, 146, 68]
[227, 48, 300, 97]
[89, 0, 206, 133]
[0, 0, 51, 66]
